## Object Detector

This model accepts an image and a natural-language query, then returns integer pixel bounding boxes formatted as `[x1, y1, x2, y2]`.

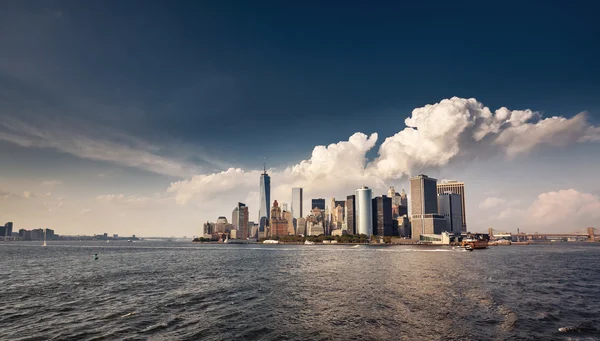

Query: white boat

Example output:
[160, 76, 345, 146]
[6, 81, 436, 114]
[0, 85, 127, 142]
[263, 240, 280, 244]
[42, 229, 47, 247]
[304, 240, 315, 245]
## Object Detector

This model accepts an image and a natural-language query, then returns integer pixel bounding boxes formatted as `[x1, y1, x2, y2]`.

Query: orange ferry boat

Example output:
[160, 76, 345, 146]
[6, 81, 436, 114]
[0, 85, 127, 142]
[461, 238, 489, 250]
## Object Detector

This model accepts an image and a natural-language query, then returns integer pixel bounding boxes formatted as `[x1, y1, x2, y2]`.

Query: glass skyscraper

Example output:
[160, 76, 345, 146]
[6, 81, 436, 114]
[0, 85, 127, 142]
[291, 187, 303, 219]
[259, 169, 271, 231]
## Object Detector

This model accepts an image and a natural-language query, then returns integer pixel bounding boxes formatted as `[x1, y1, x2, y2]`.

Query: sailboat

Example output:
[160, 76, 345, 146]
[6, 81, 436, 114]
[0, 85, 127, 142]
[42, 229, 47, 247]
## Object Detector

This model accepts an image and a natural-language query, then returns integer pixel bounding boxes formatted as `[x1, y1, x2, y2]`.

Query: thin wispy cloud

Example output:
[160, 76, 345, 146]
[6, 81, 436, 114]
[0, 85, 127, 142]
[0, 115, 203, 177]
[41, 180, 62, 187]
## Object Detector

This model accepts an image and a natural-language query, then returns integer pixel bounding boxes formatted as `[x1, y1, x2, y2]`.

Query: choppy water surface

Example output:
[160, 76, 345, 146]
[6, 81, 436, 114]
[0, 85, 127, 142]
[1, 242, 599, 340]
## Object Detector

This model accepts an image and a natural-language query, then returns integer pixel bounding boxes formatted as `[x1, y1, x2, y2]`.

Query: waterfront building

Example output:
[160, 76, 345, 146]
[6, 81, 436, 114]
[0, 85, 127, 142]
[345, 195, 356, 234]
[410, 174, 439, 239]
[305, 207, 326, 236]
[1, 222, 13, 239]
[231, 209, 248, 237]
[308, 222, 325, 236]
[311, 198, 326, 210]
[296, 217, 307, 236]
[30, 228, 44, 241]
[355, 186, 373, 236]
[437, 192, 463, 233]
[269, 200, 288, 237]
[251, 223, 259, 239]
[215, 216, 229, 233]
[396, 215, 411, 237]
[203, 221, 215, 236]
[411, 214, 447, 237]
[436, 180, 467, 231]
[284, 210, 295, 235]
[331, 229, 347, 236]
[259, 166, 271, 231]
[372, 195, 393, 236]
[335, 200, 345, 225]
[333, 204, 344, 229]
[291, 187, 303, 219]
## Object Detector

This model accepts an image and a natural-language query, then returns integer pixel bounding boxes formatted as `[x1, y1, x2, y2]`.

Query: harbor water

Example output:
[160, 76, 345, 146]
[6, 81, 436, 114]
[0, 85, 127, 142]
[1, 242, 599, 340]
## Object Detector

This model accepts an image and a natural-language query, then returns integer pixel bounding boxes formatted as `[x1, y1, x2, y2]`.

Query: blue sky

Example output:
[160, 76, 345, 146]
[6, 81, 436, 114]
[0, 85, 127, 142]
[1, 1, 600, 236]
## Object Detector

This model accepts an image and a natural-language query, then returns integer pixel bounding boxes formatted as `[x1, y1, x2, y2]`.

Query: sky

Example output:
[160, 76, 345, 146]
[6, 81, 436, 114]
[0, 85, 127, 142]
[1, 1, 600, 237]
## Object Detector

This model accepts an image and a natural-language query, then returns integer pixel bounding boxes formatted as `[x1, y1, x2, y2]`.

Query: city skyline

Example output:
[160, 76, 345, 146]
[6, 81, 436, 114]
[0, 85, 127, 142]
[1, 2, 600, 237]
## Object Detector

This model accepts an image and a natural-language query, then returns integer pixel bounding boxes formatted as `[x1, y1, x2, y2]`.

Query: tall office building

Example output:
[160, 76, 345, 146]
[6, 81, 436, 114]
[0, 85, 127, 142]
[283, 210, 295, 235]
[291, 187, 303, 219]
[345, 195, 356, 235]
[400, 189, 408, 207]
[411, 175, 438, 215]
[1, 222, 13, 239]
[437, 180, 467, 231]
[306, 207, 326, 236]
[231, 203, 249, 238]
[215, 216, 229, 233]
[232, 207, 239, 230]
[311, 198, 325, 210]
[387, 187, 402, 206]
[372, 195, 393, 236]
[333, 205, 344, 227]
[269, 200, 288, 237]
[259, 166, 271, 231]
[335, 200, 345, 209]
[355, 186, 373, 236]
[296, 217, 307, 236]
[437, 192, 462, 233]
[410, 175, 445, 239]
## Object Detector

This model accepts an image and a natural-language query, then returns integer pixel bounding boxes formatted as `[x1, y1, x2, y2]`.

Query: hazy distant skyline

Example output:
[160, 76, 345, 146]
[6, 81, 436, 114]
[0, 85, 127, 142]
[1, 1, 600, 236]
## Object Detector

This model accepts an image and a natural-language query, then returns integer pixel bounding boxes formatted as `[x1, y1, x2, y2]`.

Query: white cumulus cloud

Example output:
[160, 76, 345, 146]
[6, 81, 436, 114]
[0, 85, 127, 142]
[168, 98, 599, 220]
[370, 97, 599, 179]
[479, 197, 506, 209]
[526, 189, 600, 229]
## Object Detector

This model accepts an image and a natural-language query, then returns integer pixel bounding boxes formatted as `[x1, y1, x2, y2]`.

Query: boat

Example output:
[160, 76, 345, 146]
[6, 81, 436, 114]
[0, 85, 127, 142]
[263, 240, 280, 244]
[226, 239, 250, 244]
[42, 229, 47, 247]
[461, 238, 489, 250]
[496, 239, 511, 245]
[304, 240, 315, 245]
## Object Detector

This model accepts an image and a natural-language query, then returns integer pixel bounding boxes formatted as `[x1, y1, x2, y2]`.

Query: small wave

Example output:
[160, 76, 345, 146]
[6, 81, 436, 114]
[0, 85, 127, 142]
[121, 312, 136, 318]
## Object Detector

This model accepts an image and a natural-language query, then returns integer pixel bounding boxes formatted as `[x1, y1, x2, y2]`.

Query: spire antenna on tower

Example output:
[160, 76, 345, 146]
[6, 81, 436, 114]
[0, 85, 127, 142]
[262, 157, 267, 174]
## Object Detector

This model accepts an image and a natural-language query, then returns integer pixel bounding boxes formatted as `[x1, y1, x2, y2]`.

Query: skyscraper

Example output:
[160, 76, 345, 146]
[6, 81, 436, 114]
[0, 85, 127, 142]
[387, 187, 402, 206]
[437, 192, 462, 233]
[346, 195, 356, 235]
[355, 186, 373, 236]
[372, 195, 393, 236]
[269, 200, 288, 237]
[410, 175, 438, 215]
[259, 166, 271, 231]
[410, 174, 445, 239]
[311, 198, 325, 210]
[400, 188, 408, 207]
[296, 217, 307, 236]
[291, 187, 303, 219]
[436, 180, 467, 231]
